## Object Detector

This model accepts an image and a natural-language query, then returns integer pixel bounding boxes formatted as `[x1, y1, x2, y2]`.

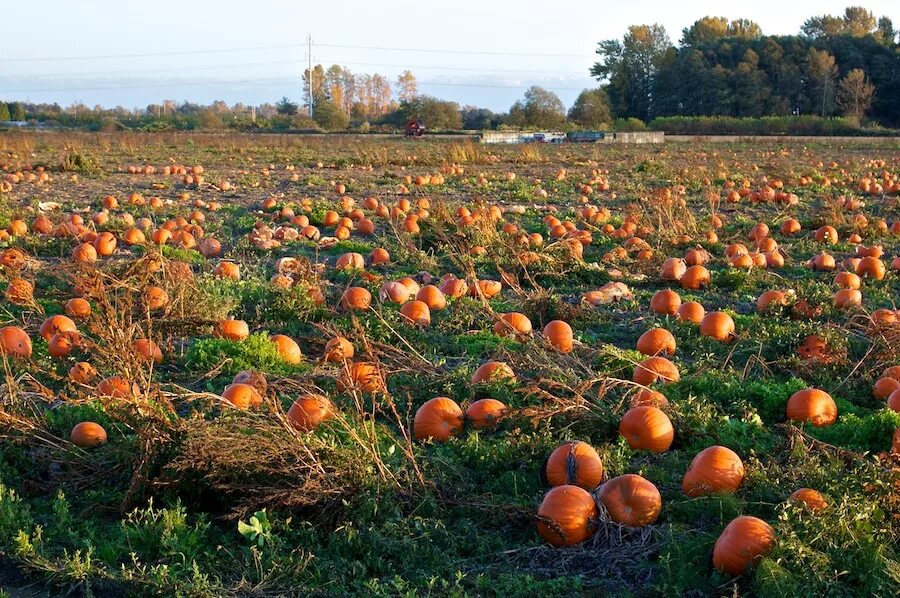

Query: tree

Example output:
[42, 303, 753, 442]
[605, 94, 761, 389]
[313, 99, 350, 130]
[0, 103, 10, 121]
[806, 49, 838, 116]
[460, 106, 500, 130]
[836, 68, 875, 120]
[8, 102, 25, 121]
[395, 71, 418, 102]
[591, 24, 673, 120]
[302, 65, 326, 111]
[387, 96, 462, 130]
[568, 89, 612, 128]
[506, 86, 567, 129]
[803, 6, 877, 38]
[876, 17, 896, 43]
[276, 97, 299, 116]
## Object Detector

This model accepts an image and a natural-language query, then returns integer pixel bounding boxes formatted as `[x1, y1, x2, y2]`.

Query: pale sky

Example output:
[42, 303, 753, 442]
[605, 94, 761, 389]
[1, 1, 897, 112]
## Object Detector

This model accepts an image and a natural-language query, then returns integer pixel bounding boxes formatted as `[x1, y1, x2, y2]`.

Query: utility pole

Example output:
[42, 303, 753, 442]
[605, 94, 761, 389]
[307, 34, 314, 118]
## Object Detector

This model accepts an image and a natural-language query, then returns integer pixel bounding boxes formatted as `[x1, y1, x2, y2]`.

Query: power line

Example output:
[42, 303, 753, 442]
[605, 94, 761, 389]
[313, 42, 587, 58]
[0, 40, 588, 64]
[3, 76, 584, 95]
[12, 58, 586, 80]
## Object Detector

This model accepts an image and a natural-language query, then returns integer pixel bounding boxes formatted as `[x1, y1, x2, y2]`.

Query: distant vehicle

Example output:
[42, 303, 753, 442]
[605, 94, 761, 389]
[405, 119, 425, 137]
[533, 132, 566, 143]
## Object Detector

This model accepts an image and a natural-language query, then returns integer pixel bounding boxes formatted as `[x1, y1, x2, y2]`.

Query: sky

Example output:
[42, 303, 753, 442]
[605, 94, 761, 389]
[1, 1, 898, 113]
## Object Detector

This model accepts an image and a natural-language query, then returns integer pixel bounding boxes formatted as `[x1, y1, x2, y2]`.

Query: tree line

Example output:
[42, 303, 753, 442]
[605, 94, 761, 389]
[593, 6, 900, 126]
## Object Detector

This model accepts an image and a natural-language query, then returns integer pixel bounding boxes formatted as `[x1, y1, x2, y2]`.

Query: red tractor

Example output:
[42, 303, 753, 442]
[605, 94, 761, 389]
[405, 119, 425, 138]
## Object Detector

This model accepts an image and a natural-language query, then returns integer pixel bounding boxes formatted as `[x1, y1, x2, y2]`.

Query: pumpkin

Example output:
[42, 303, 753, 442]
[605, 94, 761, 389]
[833, 288, 862, 309]
[633, 356, 680, 386]
[338, 361, 384, 393]
[814, 225, 838, 244]
[873, 377, 900, 400]
[416, 285, 447, 310]
[341, 287, 372, 310]
[833, 271, 861, 289]
[884, 365, 900, 381]
[399, 300, 431, 326]
[786, 388, 837, 426]
[380, 281, 410, 304]
[543, 320, 573, 353]
[790, 488, 828, 512]
[888, 389, 900, 412]
[536, 485, 598, 547]
[65, 298, 92, 318]
[597, 474, 662, 527]
[677, 301, 705, 324]
[40, 315, 77, 341]
[650, 289, 681, 315]
[271, 334, 303, 365]
[336, 252, 365, 270]
[630, 388, 669, 408]
[324, 337, 354, 362]
[0, 326, 32, 359]
[756, 290, 788, 313]
[97, 376, 138, 399]
[856, 256, 885, 280]
[5, 278, 33, 305]
[93, 232, 117, 256]
[661, 258, 687, 281]
[70, 422, 107, 448]
[472, 279, 503, 299]
[494, 312, 532, 336]
[132, 339, 163, 363]
[222, 383, 263, 409]
[682, 446, 744, 497]
[700, 312, 736, 342]
[414, 397, 464, 441]
[287, 394, 334, 431]
[144, 286, 169, 310]
[218, 319, 249, 341]
[636, 328, 676, 356]
[68, 361, 98, 385]
[544, 441, 604, 490]
[465, 398, 508, 430]
[780, 219, 801, 235]
[712, 516, 776, 576]
[680, 265, 710, 290]
[619, 406, 674, 453]
[439, 276, 468, 299]
[472, 361, 515, 385]
[214, 261, 240, 280]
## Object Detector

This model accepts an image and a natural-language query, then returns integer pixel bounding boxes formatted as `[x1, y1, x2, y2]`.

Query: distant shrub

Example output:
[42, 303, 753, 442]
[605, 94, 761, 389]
[649, 115, 899, 136]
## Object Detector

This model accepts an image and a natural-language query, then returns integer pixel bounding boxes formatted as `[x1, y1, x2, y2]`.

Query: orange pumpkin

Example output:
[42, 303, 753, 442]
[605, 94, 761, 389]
[97, 376, 138, 399]
[70, 422, 107, 448]
[471, 361, 515, 385]
[833, 271, 861, 289]
[786, 388, 837, 426]
[636, 328, 676, 356]
[287, 394, 334, 431]
[218, 319, 250, 341]
[144, 286, 169, 310]
[414, 397, 464, 441]
[341, 287, 372, 311]
[68, 361, 98, 385]
[494, 312, 532, 336]
[677, 301, 705, 324]
[680, 265, 710, 290]
[338, 361, 384, 393]
[700, 311, 736, 342]
[650, 289, 681, 315]
[814, 225, 838, 244]
[873, 377, 900, 400]
[756, 290, 788, 313]
[65, 298, 92, 318]
[536, 485, 598, 547]
[544, 441, 604, 490]
[0, 326, 32, 359]
[597, 474, 661, 527]
[712, 516, 776, 576]
[630, 388, 669, 408]
[416, 285, 447, 310]
[222, 382, 263, 409]
[633, 356, 680, 386]
[682, 446, 744, 497]
[132, 339, 163, 363]
[833, 288, 862, 310]
[380, 281, 410, 304]
[324, 337, 354, 362]
[271, 334, 303, 365]
[619, 406, 674, 452]
[399, 300, 431, 326]
[40, 315, 77, 341]
[465, 398, 508, 430]
[790, 488, 828, 512]
[543, 320, 573, 353]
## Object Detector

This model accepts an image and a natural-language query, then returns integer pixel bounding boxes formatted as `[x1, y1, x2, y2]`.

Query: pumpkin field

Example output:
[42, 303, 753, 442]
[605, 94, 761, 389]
[0, 132, 898, 597]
